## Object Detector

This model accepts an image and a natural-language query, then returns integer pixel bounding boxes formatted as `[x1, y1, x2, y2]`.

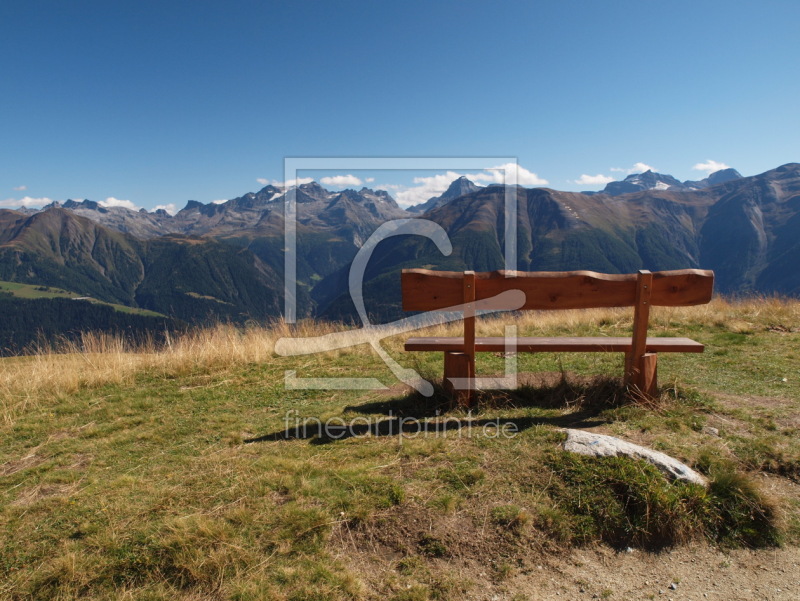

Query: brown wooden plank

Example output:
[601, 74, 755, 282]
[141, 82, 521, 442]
[462, 271, 476, 407]
[463, 270, 476, 360]
[650, 269, 714, 306]
[401, 268, 714, 311]
[401, 269, 464, 310]
[626, 270, 653, 384]
[476, 270, 638, 310]
[404, 336, 704, 353]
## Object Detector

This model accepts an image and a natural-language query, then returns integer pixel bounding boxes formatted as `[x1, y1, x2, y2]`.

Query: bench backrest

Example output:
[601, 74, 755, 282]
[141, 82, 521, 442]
[401, 269, 714, 312]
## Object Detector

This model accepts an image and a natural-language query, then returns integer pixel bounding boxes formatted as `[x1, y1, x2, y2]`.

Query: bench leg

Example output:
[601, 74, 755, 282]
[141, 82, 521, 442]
[443, 351, 475, 409]
[629, 352, 658, 400]
[639, 352, 658, 398]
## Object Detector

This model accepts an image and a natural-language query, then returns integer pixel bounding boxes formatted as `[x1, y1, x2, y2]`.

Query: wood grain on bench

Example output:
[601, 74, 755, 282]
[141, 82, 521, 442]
[401, 268, 714, 311]
[401, 268, 714, 407]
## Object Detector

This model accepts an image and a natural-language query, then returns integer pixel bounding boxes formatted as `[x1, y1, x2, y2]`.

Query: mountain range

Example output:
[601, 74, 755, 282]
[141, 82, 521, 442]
[1, 163, 799, 334]
[597, 168, 743, 196]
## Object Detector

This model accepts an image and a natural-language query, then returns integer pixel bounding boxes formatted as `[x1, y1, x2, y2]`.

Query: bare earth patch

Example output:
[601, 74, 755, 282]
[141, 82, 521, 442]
[336, 523, 800, 600]
[528, 544, 800, 601]
[0, 452, 44, 477]
[12, 483, 78, 507]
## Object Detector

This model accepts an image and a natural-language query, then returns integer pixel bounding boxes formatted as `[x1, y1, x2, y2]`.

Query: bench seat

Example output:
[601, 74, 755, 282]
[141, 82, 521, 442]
[404, 336, 704, 354]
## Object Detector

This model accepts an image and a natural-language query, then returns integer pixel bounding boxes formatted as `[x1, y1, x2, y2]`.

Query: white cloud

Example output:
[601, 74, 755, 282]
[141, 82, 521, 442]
[365, 177, 375, 183]
[692, 159, 730, 174]
[99, 197, 138, 211]
[13, 185, 27, 191]
[611, 162, 656, 174]
[154, 203, 178, 215]
[0, 196, 53, 209]
[256, 178, 269, 186]
[394, 171, 466, 207]
[632, 162, 655, 173]
[211, 199, 228, 205]
[391, 164, 548, 208]
[469, 163, 549, 187]
[319, 174, 363, 188]
[573, 174, 615, 186]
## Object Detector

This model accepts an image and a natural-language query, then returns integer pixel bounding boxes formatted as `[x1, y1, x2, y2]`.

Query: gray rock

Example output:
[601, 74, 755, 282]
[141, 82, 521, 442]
[562, 429, 708, 486]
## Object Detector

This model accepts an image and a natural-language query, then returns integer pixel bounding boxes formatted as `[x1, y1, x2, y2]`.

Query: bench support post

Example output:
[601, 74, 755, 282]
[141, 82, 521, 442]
[443, 351, 474, 409]
[461, 271, 476, 407]
[637, 352, 658, 398]
[625, 270, 655, 398]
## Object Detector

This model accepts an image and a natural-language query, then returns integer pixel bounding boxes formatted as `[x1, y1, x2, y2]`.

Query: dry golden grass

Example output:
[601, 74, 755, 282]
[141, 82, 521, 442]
[2, 296, 798, 427]
[0, 317, 372, 425]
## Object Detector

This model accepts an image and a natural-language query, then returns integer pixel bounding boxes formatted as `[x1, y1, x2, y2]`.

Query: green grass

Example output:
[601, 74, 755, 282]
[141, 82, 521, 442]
[0, 280, 166, 317]
[0, 299, 798, 599]
[0, 280, 76, 300]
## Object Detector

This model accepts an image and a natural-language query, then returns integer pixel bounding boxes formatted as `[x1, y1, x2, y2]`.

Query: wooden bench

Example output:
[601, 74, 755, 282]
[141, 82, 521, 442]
[401, 268, 714, 406]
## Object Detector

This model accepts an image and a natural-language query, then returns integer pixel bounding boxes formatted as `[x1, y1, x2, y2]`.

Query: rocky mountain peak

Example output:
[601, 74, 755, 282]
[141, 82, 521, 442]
[705, 168, 743, 186]
[297, 181, 330, 203]
[408, 176, 480, 213]
[682, 168, 743, 191]
[601, 168, 744, 196]
[442, 176, 480, 199]
[183, 200, 205, 211]
[358, 187, 398, 206]
[332, 189, 364, 204]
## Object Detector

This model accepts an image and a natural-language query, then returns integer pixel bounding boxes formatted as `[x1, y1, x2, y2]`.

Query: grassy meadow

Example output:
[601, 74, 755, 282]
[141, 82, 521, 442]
[0, 281, 166, 317]
[1, 298, 799, 600]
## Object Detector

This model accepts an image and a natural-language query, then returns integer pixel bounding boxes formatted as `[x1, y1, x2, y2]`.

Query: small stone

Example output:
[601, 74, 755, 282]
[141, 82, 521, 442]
[670, 582, 678, 590]
[563, 429, 708, 485]
[659, 590, 665, 595]
[702, 426, 720, 437]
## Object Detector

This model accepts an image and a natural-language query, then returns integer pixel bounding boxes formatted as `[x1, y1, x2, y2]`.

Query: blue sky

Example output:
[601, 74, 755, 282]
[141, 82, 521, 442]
[2, 0, 798, 211]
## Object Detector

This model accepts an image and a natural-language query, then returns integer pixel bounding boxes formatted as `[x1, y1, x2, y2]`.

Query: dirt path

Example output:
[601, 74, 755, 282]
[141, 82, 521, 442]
[501, 544, 800, 601]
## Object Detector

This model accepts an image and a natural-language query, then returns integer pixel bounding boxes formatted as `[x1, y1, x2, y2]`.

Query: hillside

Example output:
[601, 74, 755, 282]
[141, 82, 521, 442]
[3, 163, 800, 332]
[4, 183, 410, 325]
[321, 164, 800, 320]
[0, 209, 286, 327]
[1, 299, 798, 599]
[0, 296, 175, 355]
